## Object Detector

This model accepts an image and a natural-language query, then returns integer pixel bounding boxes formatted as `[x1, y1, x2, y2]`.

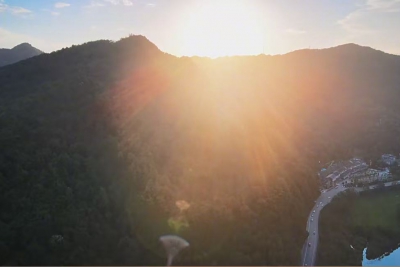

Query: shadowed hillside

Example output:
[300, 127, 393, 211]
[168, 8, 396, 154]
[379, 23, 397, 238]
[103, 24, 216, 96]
[0, 35, 400, 265]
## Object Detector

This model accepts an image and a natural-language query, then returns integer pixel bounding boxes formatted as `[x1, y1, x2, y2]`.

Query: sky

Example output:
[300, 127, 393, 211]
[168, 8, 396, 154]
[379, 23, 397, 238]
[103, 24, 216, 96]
[1, 0, 400, 57]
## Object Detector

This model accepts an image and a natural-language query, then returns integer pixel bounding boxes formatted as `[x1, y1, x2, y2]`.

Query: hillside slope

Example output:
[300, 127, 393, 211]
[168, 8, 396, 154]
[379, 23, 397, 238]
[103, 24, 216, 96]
[0, 36, 400, 265]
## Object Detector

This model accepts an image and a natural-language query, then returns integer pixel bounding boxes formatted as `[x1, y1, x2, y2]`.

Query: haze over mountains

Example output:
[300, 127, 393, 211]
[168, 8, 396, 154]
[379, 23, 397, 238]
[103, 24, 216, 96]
[1, 35, 400, 265]
[0, 43, 43, 67]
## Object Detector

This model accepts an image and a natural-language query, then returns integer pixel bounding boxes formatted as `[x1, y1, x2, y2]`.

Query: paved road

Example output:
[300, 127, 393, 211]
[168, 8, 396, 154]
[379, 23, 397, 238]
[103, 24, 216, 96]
[301, 184, 348, 266]
[301, 180, 399, 266]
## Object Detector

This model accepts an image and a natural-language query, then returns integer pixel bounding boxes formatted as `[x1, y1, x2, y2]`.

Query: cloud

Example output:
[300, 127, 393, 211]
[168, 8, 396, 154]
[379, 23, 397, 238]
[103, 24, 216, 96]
[337, 9, 373, 35]
[43, 9, 60, 16]
[0, 3, 7, 12]
[84, 0, 133, 8]
[337, 0, 400, 36]
[147, 3, 156, 7]
[55, 2, 71, 8]
[0, 2, 32, 15]
[104, 0, 133, 6]
[366, 0, 400, 12]
[9, 6, 31, 14]
[83, 1, 105, 8]
[1, 0, 64, 17]
[285, 28, 306, 35]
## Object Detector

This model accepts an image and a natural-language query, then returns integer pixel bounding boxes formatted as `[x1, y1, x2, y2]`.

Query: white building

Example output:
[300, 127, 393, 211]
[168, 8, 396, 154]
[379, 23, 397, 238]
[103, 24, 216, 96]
[382, 154, 396, 166]
[319, 158, 370, 188]
[376, 168, 391, 180]
[354, 168, 391, 185]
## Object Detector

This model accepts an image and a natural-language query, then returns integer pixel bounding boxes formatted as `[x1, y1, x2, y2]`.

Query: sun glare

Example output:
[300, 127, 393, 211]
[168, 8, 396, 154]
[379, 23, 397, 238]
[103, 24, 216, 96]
[179, 0, 265, 58]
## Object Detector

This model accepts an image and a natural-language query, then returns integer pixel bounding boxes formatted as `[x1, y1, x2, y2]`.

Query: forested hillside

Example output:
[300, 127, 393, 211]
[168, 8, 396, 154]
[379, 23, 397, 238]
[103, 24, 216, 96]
[0, 35, 400, 265]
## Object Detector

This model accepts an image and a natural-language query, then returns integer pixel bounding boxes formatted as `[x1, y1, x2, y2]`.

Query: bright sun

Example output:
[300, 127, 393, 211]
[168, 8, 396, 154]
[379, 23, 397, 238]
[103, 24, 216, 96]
[179, 0, 266, 58]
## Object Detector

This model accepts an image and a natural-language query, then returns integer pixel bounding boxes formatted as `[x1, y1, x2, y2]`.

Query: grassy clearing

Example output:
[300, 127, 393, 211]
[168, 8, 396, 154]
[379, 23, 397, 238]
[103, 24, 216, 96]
[352, 190, 400, 230]
[317, 188, 400, 265]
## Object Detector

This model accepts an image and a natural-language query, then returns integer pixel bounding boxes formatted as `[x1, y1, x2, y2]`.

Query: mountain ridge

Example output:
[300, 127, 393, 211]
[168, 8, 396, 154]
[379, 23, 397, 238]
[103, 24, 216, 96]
[1, 35, 400, 265]
[279, 43, 400, 60]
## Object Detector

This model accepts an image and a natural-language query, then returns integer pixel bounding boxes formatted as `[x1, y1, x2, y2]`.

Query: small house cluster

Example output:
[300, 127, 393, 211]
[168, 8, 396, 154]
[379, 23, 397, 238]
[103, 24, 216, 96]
[319, 154, 398, 189]
[318, 158, 368, 188]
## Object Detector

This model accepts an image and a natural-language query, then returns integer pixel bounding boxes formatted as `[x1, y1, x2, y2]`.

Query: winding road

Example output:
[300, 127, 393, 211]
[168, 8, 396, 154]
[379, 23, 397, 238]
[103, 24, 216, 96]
[301, 180, 399, 266]
[301, 184, 347, 266]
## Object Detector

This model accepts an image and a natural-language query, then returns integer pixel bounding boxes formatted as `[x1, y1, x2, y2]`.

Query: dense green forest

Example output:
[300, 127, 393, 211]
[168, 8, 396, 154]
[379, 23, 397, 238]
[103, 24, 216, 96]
[317, 187, 400, 266]
[1, 35, 400, 265]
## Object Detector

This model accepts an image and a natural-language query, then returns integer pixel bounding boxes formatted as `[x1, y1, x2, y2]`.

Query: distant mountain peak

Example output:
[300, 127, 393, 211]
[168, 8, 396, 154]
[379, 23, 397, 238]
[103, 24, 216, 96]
[334, 43, 395, 54]
[332, 43, 374, 51]
[336, 43, 362, 48]
[0, 42, 43, 67]
[284, 43, 397, 59]
[116, 34, 161, 52]
[12, 43, 33, 50]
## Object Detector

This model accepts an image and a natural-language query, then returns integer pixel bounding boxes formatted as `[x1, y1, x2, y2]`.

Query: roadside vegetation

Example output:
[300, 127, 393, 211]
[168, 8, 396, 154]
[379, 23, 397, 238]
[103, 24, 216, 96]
[317, 186, 400, 265]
